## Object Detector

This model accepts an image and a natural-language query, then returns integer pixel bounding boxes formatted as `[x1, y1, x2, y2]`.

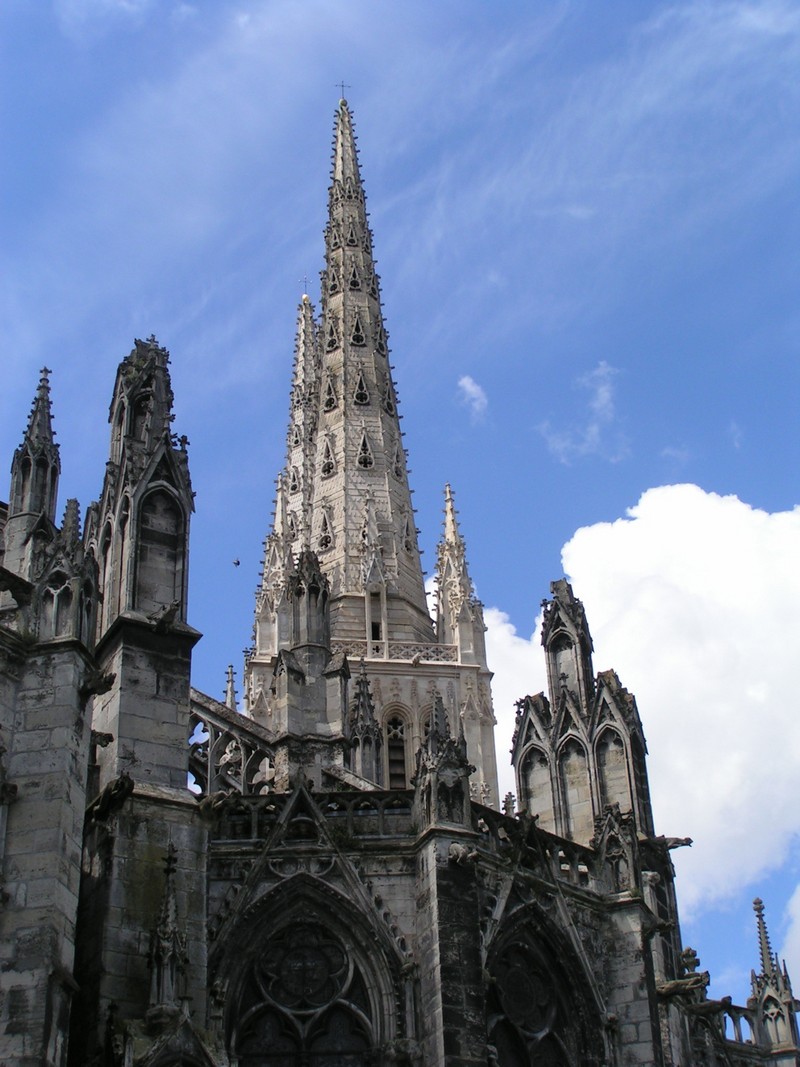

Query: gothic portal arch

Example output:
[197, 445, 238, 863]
[486, 904, 605, 1067]
[219, 876, 405, 1065]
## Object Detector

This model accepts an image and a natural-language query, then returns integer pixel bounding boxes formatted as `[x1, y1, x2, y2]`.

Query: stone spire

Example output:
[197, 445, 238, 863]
[60, 498, 81, 549]
[313, 97, 432, 641]
[435, 484, 476, 647]
[754, 897, 777, 978]
[348, 660, 383, 783]
[749, 898, 800, 1050]
[243, 101, 499, 806]
[3, 368, 62, 580]
[9, 367, 60, 522]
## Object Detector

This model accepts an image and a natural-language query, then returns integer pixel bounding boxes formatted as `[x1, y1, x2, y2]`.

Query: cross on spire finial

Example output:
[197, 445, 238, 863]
[336, 81, 351, 100]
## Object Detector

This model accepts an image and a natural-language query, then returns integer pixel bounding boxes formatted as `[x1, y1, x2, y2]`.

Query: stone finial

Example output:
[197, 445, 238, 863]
[224, 665, 237, 711]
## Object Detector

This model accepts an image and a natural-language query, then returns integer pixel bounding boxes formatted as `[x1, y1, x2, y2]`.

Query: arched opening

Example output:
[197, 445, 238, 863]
[596, 727, 631, 813]
[519, 746, 555, 832]
[384, 714, 408, 789]
[558, 738, 592, 842]
[135, 489, 184, 615]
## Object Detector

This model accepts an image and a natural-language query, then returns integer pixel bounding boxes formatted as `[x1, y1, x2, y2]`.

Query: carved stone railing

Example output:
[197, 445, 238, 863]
[189, 688, 274, 797]
[331, 640, 458, 663]
[208, 790, 415, 845]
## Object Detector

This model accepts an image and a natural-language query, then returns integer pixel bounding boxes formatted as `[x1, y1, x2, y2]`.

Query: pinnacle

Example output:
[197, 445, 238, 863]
[24, 366, 57, 448]
[753, 897, 778, 978]
[443, 483, 463, 546]
[225, 665, 237, 711]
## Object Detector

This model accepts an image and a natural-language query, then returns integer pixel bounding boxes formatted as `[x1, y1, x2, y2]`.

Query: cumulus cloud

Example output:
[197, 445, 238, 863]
[457, 375, 488, 421]
[539, 360, 628, 464]
[555, 484, 800, 914]
[484, 608, 546, 800]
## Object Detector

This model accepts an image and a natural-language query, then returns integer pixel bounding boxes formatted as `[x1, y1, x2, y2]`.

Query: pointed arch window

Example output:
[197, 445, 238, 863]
[135, 489, 184, 617]
[345, 223, 359, 247]
[42, 571, 72, 640]
[231, 920, 377, 1066]
[383, 388, 395, 415]
[323, 379, 337, 412]
[325, 319, 339, 353]
[376, 327, 387, 356]
[318, 512, 333, 552]
[288, 468, 300, 493]
[328, 222, 341, 250]
[321, 439, 336, 478]
[348, 265, 361, 290]
[350, 313, 366, 347]
[291, 424, 302, 447]
[344, 175, 357, 200]
[402, 516, 414, 553]
[385, 715, 408, 789]
[367, 272, 379, 299]
[287, 514, 297, 541]
[392, 442, 404, 479]
[357, 433, 374, 469]
[353, 371, 369, 405]
[327, 268, 340, 295]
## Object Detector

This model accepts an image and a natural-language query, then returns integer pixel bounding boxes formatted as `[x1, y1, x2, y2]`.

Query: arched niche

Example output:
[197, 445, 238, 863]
[518, 745, 555, 832]
[135, 488, 184, 616]
[595, 727, 632, 813]
[557, 737, 593, 842]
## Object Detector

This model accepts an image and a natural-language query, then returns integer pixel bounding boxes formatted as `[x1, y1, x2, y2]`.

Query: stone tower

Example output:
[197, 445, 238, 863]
[245, 99, 499, 805]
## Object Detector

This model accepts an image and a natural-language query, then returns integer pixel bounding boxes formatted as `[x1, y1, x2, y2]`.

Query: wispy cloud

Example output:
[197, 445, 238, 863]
[457, 375, 488, 422]
[539, 360, 628, 464]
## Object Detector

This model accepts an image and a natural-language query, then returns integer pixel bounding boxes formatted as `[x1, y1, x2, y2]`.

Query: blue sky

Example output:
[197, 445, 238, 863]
[3, 0, 800, 1006]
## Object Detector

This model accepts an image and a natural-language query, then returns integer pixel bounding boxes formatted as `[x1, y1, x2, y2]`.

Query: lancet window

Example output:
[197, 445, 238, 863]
[353, 372, 369, 405]
[321, 439, 336, 478]
[357, 433, 374, 470]
[385, 715, 408, 789]
[323, 379, 337, 412]
[350, 313, 366, 347]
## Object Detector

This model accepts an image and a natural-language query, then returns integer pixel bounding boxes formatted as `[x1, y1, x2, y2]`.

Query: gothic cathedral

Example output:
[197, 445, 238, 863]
[0, 100, 797, 1067]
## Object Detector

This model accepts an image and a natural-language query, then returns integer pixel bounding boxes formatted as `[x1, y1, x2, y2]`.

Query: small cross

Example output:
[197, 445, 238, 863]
[336, 81, 351, 99]
[299, 275, 309, 293]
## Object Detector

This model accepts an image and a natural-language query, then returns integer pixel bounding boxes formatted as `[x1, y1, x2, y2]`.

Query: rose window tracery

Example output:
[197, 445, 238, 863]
[487, 938, 587, 1066]
[231, 921, 374, 1066]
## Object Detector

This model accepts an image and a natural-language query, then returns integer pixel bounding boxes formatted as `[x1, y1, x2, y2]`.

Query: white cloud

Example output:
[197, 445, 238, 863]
[539, 360, 628, 464]
[457, 375, 488, 421]
[484, 607, 546, 801]
[556, 484, 800, 914]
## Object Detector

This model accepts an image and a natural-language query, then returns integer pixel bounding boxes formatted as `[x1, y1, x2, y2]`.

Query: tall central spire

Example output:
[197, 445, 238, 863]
[246, 100, 498, 805]
[253, 99, 432, 658]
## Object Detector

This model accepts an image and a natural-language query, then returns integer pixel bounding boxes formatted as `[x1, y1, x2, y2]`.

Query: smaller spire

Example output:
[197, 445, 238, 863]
[754, 897, 778, 978]
[225, 665, 237, 711]
[443, 483, 462, 546]
[60, 498, 81, 548]
[26, 367, 56, 448]
[9, 367, 61, 521]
